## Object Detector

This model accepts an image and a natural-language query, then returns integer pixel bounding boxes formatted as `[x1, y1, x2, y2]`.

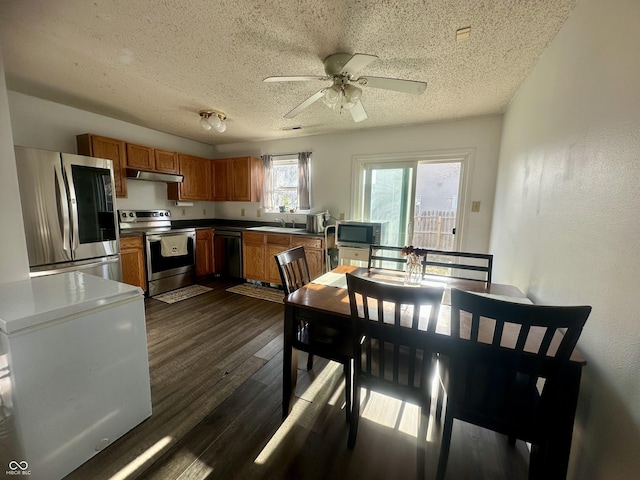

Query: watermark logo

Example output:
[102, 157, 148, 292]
[6, 461, 30, 476]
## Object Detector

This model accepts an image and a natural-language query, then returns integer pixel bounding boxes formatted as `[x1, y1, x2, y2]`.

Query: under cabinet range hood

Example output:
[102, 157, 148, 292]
[126, 168, 184, 183]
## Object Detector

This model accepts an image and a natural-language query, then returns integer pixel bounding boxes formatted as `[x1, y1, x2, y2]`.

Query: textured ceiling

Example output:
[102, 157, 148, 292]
[0, 0, 576, 146]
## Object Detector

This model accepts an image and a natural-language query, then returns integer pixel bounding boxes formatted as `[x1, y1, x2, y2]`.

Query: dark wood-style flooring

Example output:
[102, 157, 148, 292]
[66, 277, 530, 480]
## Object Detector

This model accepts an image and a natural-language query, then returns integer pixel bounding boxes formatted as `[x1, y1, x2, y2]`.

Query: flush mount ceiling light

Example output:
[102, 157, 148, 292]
[199, 109, 227, 133]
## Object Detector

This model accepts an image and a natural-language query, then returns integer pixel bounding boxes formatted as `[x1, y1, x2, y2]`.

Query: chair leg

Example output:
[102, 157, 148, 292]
[436, 412, 454, 480]
[347, 377, 360, 449]
[416, 401, 429, 479]
[344, 361, 352, 423]
[306, 353, 314, 370]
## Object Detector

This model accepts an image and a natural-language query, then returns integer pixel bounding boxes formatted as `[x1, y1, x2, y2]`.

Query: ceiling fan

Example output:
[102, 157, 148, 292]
[264, 52, 427, 123]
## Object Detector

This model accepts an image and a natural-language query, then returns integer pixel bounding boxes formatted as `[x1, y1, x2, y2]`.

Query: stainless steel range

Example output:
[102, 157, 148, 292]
[119, 209, 196, 296]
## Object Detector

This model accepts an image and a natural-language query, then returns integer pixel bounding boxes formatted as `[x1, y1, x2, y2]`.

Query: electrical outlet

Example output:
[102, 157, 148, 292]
[181, 208, 186, 216]
[471, 201, 481, 213]
[339, 213, 345, 220]
[203, 208, 207, 216]
[257, 209, 261, 218]
[241, 208, 245, 217]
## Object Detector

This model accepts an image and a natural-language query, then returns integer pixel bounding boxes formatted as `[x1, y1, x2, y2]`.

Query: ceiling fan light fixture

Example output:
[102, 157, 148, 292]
[343, 84, 362, 105]
[323, 85, 341, 105]
[199, 110, 227, 133]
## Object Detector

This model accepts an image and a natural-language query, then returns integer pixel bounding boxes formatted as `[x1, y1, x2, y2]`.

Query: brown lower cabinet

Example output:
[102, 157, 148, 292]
[120, 235, 146, 293]
[242, 232, 326, 284]
[196, 228, 214, 277]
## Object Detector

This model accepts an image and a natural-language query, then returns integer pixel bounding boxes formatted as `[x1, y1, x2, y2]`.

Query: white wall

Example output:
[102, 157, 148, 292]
[214, 116, 503, 253]
[0, 48, 29, 284]
[491, 0, 640, 478]
[7, 91, 217, 220]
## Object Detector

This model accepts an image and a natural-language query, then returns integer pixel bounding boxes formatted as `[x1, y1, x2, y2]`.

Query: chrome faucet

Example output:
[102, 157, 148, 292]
[274, 218, 285, 227]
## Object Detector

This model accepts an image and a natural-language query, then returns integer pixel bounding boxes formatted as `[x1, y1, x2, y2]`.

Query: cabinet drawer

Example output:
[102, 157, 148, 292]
[243, 232, 265, 243]
[266, 234, 291, 246]
[291, 236, 322, 250]
[120, 235, 143, 249]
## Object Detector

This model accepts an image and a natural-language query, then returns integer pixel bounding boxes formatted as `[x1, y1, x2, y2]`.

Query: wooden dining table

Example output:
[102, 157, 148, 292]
[282, 264, 586, 478]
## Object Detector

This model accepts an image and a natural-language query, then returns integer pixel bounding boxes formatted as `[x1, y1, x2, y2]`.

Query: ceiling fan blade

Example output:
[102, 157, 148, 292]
[357, 76, 427, 94]
[263, 76, 328, 82]
[284, 89, 327, 118]
[350, 101, 368, 123]
[340, 53, 378, 76]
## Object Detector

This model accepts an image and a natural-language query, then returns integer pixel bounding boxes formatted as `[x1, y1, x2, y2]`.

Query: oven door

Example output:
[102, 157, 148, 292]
[145, 231, 196, 282]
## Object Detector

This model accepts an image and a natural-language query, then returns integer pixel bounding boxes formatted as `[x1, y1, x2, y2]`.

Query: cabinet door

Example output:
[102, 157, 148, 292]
[120, 235, 146, 292]
[126, 143, 154, 170]
[305, 248, 324, 280]
[292, 237, 324, 279]
[212, 159, 230, 201]
[77, 134, 127, 198]
[196, 229, 214, 277]
[242, 232, 265, 281]
[230, 157, 261, 202]
[265, 244, 290, 284]
[154, 149, 179, 174]
[172, 154, 211, 200]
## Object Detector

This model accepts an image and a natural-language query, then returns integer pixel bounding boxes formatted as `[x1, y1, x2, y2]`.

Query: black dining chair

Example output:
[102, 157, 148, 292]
[346, 272, 444, 478]
[367, 245, 408, 271]
[436, 288, 591, 480]
[422, 249, 493, 283]
[275, 246, 353, 420]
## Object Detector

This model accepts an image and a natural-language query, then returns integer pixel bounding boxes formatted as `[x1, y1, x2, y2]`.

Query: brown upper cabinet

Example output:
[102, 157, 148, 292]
[126, 143, 154, 170]
[168, 154, 211, 201]
[154, 149, 179, 174]
[77, 134, 128, 198]
[211, 158, 230, 201]
[211, 156, 262, 202]
[126, 143, 179, 175]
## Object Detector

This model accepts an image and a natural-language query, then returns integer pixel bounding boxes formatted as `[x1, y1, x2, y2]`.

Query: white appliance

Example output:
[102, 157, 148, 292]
[0, 272, 152, 480]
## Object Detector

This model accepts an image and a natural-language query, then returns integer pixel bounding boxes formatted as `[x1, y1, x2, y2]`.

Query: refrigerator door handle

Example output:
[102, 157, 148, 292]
[65, 165, 81, 252]
[54, 161, 71, 253]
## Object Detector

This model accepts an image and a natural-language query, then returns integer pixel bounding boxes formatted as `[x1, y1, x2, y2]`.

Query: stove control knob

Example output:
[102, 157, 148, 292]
[166, 211, 171, 217]
[159, 212, 164, 216]
[121, 213, 126, 218]
[129, 212, 135, 217]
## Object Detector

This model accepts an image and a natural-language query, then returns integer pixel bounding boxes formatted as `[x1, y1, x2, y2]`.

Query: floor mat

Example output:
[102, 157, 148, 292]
[153, 285, 213, 304]
[226, 283, 284, 304]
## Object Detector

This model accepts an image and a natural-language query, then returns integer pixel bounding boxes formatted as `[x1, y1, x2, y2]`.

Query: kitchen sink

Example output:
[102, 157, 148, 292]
[246, 226, 308, 234]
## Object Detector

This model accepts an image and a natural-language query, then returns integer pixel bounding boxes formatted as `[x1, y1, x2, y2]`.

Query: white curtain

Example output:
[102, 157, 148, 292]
[298, 152, 311, 210]
[261, 154, 274, 210]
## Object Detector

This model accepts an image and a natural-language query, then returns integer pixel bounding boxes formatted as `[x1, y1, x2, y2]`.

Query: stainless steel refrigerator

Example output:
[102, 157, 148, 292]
[14, 146, 121, 281]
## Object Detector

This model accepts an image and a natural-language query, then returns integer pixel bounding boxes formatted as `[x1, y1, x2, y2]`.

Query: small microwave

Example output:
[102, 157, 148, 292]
[336, 221, 387, 248]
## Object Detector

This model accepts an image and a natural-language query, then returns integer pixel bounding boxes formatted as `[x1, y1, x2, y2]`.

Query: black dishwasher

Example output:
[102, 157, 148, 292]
[214, 229, 243, 278]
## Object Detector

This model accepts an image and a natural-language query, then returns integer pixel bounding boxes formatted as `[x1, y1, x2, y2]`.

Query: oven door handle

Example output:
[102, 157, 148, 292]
[146, 233, 195, 242]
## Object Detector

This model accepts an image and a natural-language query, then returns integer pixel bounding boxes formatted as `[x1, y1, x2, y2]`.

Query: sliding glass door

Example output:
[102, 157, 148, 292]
[362, 163, 413, 247]
[355, 155, 466, 250]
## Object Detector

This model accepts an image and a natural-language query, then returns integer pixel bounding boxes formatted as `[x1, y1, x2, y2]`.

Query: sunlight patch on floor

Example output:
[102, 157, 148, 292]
[254, 361, 342, 465]
[109, 435, 172, 480]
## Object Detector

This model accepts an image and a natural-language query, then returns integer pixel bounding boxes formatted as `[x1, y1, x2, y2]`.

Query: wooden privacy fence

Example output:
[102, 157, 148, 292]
[411, 210, 456, 250]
